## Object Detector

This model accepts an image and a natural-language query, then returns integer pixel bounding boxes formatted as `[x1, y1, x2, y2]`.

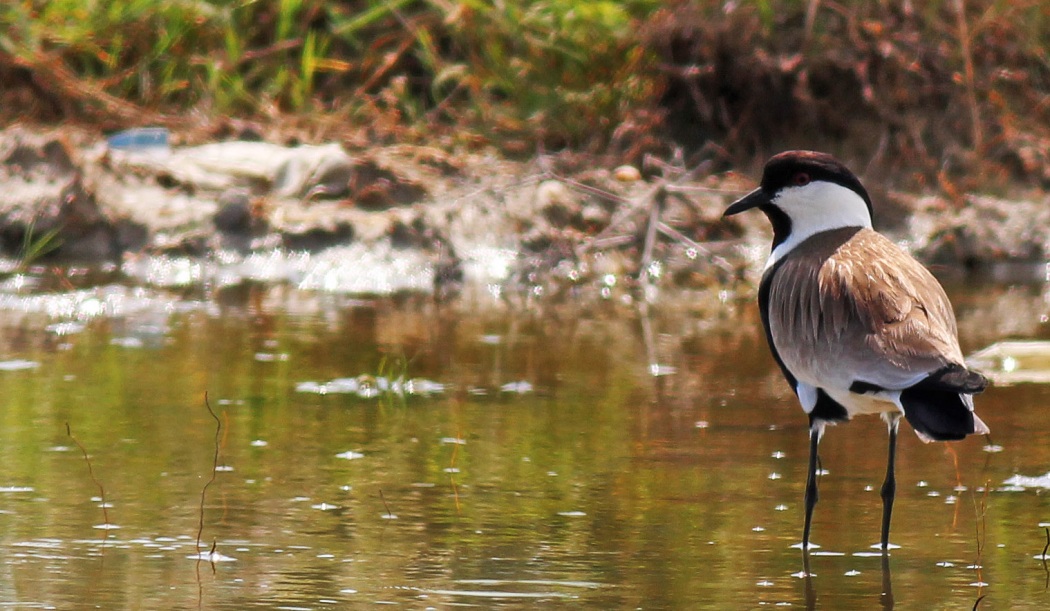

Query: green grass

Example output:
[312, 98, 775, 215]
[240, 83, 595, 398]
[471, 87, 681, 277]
[18, 221, 62, 270]
[0, 0, 661, 149]
[1, 1, 1048, 182]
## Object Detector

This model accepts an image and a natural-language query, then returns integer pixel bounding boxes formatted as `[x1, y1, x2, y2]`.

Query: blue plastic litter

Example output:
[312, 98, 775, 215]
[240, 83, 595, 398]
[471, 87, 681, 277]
[107, 127, 170, 151]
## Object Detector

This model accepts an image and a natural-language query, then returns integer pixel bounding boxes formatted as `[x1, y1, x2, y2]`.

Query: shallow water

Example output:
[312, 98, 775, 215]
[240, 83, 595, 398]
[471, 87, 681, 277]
[0, 268, 1048, 609]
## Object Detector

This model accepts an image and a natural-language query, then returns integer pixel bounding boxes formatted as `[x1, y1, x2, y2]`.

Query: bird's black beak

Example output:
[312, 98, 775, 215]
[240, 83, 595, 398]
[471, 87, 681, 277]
[723, 187, 769, 217]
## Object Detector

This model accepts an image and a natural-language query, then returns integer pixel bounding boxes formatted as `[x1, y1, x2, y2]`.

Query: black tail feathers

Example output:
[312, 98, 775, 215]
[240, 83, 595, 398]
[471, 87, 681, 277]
[901, 365, 988, 442]
[900, 387, 975, 441]
[918, 363, 988, 394]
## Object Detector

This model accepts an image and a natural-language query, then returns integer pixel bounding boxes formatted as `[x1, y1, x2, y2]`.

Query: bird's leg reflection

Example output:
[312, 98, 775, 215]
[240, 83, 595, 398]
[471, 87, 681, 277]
[803, 551, 816, 610]
[881, 553, 895, 610]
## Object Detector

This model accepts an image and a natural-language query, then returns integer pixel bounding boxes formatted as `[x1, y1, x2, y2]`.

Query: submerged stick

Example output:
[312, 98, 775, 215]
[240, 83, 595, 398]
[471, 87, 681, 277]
[379, 489, 394, 519]
[449, 430, 462, 514]
[1041, 527, 1049, 590]
[66, 422, 110, 531]
[970, 481, 990, 596]
[196, 392, 222, 564]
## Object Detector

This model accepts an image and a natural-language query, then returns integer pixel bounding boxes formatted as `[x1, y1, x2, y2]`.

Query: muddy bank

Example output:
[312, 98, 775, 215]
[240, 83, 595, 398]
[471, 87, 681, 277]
[1, 127, 1046, 296]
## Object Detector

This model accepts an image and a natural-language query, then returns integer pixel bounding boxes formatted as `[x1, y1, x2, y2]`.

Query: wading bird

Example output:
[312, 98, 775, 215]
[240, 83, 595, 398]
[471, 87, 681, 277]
[724, 151, 988, 551]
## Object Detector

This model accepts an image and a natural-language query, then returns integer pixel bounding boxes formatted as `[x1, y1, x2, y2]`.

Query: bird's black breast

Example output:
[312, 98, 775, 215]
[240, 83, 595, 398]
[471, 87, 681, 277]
[758, 260, 796, 390]
[810, 389, 849, 423]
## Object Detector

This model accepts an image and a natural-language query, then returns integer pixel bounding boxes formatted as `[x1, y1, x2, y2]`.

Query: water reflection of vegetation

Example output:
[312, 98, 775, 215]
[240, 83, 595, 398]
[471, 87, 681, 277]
[0, 281, 1046, 607]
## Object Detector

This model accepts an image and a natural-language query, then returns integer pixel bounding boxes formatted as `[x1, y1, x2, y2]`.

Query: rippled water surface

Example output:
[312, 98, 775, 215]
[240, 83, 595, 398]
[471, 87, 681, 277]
[0, 269, 1048, 609]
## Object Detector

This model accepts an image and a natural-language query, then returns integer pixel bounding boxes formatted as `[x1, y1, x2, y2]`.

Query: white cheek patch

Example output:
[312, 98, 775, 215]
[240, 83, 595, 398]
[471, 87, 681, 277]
[764, 182, 872, 271]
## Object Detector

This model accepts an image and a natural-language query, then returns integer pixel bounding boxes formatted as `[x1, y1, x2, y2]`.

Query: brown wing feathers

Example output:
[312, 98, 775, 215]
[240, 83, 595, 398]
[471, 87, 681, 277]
[767, 226, 987, 439]
[770, 227, 966, 388]
[851, 251, 960, 369]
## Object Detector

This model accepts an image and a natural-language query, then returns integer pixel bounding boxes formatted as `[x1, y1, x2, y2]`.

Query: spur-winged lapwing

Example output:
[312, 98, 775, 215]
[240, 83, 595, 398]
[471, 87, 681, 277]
[724, 150, 989, 552]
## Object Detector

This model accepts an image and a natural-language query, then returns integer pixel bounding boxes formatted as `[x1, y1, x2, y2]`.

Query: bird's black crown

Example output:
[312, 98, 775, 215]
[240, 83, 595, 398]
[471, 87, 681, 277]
[761, 151, 874, 219]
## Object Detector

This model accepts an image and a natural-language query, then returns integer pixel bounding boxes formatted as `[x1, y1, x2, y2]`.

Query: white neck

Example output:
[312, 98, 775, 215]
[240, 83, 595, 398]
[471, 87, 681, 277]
[764, 181, 872, 271]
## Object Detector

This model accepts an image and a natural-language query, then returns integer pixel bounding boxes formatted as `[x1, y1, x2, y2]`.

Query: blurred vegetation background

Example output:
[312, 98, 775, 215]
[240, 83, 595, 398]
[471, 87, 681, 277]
[0, 0, 1047, 188]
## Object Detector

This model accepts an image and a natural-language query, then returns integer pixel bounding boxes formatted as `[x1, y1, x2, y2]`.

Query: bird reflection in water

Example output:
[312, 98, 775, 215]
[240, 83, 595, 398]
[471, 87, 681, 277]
[801, 552, 894, 610]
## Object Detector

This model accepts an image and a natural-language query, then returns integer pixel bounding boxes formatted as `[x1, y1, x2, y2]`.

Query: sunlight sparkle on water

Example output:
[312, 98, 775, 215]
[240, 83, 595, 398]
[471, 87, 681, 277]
[500, 380, 534, 394]
[46, 322, 84, 336]
[297, 243, 435, 294]
[1003, 472, 1050, 490]
[648, 363, 676, 376]
[187, 551, 236, 562]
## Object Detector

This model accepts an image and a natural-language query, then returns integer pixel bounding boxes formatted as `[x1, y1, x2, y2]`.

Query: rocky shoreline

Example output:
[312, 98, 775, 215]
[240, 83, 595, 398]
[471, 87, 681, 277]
[1, 127, 1047, 296]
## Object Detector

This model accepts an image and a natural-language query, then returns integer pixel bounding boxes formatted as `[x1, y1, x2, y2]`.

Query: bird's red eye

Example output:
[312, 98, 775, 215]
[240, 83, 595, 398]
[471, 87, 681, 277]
[793, 172, 811, 186]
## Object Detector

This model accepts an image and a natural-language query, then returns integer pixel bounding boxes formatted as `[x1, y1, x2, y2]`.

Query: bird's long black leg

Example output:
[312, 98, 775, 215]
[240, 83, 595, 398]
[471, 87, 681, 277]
[880, 415, 900, 552]
[803, 425, 821, 552]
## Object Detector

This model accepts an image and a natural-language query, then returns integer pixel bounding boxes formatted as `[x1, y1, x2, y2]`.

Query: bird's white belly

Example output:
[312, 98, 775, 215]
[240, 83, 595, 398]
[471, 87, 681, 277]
[785, 353, 905, 418]
[824, 387, 902, 418]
